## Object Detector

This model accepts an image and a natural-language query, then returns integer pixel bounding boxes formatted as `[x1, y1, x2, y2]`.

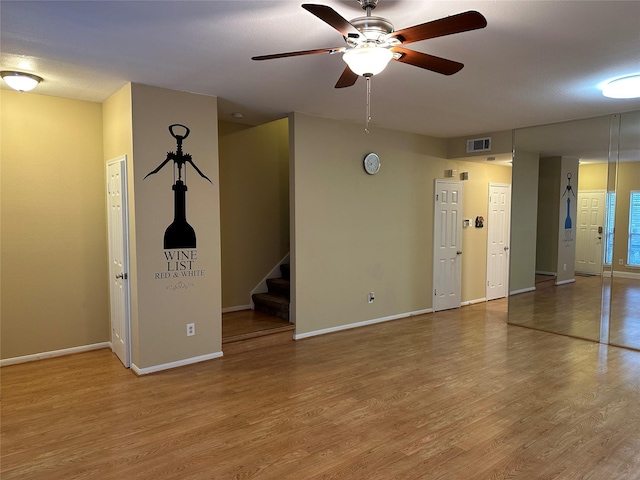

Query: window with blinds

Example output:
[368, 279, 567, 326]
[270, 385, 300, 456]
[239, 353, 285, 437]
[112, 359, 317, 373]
[605, 192, 616, 265]
[628, 191, 640, 266]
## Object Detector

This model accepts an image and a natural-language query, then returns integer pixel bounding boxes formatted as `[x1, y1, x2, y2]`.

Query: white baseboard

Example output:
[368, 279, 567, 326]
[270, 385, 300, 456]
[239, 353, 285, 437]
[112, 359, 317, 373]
[294, 308, 432, 341]
[1, 342, 111, 367]
[222, 304, 252, 313]
[131, 351, 223, 375]
[510, 286, 536, 295]
[613, 271, 640, 280]
[462, 297, 486, 306]
[555, 279, 576, 285]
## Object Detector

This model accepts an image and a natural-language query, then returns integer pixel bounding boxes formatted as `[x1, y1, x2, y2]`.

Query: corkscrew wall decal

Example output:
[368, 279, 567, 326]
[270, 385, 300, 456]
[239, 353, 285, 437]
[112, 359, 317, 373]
[561, 172, 576, 241]
[144, 124, 212, 249]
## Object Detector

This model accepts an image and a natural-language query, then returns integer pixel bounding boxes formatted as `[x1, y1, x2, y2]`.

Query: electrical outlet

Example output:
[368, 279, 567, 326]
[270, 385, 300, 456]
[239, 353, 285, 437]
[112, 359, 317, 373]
[619, 259, 624, 265]
[563, 264, 567, 271]
[368, 292, 375, 304]
[186, 323, 195, 336]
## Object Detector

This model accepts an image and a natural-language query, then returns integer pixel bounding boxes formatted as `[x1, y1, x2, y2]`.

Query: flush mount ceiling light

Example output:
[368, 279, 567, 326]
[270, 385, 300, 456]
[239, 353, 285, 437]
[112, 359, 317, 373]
[602, 74, 640, 99]
[1, 70, 43, 92]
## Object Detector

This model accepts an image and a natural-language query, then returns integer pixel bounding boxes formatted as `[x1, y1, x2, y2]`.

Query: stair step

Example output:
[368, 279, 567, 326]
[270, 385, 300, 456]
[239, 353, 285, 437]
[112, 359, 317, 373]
[266, 277, 290, 298]
[252, 292, 289, 321]
[280, 263, 290, 280]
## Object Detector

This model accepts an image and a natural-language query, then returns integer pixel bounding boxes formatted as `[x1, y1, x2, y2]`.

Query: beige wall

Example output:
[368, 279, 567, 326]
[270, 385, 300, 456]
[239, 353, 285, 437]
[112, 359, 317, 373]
[219, 119, 289, 308]
[129, 84, 221, 369]
[536, 157, 560, 273]
[2, 88, 510, 362]
[1, 90, 109, 359]
[291, 113, 510, 336]
[510, 150, 539, 293]
[578, 163, 607, 191]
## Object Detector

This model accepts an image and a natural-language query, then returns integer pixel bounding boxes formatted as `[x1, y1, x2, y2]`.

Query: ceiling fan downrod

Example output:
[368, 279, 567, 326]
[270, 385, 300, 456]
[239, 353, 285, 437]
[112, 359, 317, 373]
[359, 0, 379, 16]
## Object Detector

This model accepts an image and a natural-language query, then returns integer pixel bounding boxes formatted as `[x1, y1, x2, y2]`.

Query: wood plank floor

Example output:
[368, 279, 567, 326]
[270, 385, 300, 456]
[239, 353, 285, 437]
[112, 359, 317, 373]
[509, 275, 603, 341]
[222, 309, 294, 341]
[4, 299, 640, 479]
[609, 277, 640, 350]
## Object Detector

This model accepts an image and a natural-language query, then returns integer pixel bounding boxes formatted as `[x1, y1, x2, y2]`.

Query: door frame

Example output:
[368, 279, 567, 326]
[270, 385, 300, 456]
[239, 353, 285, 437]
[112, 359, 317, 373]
[106, 155, 132, 367]
[486, 183, 512, 301]
[432, 179, 463, 312]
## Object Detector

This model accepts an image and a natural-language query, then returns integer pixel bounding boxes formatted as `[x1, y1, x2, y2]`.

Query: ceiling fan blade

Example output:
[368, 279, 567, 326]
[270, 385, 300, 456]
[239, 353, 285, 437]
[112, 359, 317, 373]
[335, 66, 358, 88]
[252, 46, 345, 61]
[391, 47, 463, 75]
[389, 11, 487, 45]
[302, 4, 361, 37]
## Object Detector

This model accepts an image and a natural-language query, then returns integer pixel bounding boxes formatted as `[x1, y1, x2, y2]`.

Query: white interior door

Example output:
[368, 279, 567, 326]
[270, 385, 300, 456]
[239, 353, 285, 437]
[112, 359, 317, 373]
[486, 184, 511, 301]
[433, 180, 463, 311]
[575, 190, 605, 275]
[107, 156, 131, 367]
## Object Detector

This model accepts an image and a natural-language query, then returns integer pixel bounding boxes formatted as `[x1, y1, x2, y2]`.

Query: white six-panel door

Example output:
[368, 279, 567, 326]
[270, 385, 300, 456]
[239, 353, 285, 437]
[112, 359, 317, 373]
[575, 190, 605, 275]
[486, 184, 511, 301]
[107, 156, 131, 368]
[433, 180, 463, 311]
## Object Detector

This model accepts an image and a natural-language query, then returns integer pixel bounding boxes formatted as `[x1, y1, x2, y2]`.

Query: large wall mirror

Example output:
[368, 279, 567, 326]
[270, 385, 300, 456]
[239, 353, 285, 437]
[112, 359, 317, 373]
[508, 110, 640, 349]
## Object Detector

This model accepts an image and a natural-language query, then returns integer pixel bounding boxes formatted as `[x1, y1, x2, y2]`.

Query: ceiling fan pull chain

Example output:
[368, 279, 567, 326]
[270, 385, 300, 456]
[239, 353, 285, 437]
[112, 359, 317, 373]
[365, 74, 372, 134]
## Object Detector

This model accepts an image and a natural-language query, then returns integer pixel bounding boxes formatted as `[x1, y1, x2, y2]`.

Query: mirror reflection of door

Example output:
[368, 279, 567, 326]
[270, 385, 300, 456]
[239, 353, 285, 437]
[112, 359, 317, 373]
[608, 110, 640, 350]
[575, 190, 605, 275]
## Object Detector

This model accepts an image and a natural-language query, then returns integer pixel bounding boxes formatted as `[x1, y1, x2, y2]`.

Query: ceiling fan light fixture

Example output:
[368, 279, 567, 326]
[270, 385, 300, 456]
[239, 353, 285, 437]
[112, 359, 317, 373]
[0, 70, 43, 92]
[343, 45, 393, 76]
[601, 74, 640, 99]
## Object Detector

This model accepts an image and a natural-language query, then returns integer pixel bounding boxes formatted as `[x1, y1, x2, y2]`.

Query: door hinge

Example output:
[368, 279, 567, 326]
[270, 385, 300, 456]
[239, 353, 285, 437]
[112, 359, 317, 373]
[434, 289, 437, 296]
[436, 194, 439, 201]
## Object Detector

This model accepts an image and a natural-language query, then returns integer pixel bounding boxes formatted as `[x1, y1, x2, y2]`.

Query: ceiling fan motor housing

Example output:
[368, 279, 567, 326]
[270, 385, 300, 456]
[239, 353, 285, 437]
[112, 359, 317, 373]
[348, 16, 396, 46]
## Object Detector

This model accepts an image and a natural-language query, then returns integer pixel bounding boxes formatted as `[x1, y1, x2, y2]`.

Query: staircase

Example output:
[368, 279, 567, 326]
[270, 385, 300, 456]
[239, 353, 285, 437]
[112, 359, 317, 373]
[252, 263, 290, 320]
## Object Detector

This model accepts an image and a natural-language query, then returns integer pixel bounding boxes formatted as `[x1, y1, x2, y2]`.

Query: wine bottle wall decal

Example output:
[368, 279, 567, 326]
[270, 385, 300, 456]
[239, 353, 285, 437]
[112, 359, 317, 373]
[144, 124, 212, 249]
[562, 172, 576, 241]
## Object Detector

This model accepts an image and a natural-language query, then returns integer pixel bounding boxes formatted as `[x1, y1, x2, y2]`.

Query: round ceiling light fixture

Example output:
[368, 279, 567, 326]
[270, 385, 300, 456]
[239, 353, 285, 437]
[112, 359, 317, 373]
[601, 74, 640, 99]
[1, 70, 43, 92]
[343, 44, 393, 77]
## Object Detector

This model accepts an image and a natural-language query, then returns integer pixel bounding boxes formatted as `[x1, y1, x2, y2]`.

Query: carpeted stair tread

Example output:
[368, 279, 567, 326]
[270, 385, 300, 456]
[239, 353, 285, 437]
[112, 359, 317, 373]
[253, 292, 289, 305]
[253, 292, 289, 321]
[266, 277, 290, 298]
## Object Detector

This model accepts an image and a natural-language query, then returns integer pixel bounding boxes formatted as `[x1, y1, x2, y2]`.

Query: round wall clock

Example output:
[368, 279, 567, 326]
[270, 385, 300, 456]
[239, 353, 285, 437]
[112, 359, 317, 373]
[363, 152, 381, 175]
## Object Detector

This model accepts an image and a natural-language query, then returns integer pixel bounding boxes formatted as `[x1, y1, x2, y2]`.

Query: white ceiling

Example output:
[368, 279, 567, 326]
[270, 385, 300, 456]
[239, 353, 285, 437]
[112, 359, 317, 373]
[2, 0, 640, 139]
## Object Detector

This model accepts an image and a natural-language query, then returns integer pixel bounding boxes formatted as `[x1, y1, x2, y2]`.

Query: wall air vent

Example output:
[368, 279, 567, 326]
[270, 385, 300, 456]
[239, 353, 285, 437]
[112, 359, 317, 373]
[466, 137, 492, 153]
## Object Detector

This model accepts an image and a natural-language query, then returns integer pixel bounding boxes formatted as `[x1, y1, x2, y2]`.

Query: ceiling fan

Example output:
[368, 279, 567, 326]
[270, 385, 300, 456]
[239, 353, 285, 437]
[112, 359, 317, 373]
[252, 0, 488, 88]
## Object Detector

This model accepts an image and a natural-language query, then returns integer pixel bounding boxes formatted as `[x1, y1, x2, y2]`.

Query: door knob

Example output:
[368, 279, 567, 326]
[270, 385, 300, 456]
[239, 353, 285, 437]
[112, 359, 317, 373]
[115, 273, 128, 280]
[457, 251, 463, 255]
[504, 246, 510, 251]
